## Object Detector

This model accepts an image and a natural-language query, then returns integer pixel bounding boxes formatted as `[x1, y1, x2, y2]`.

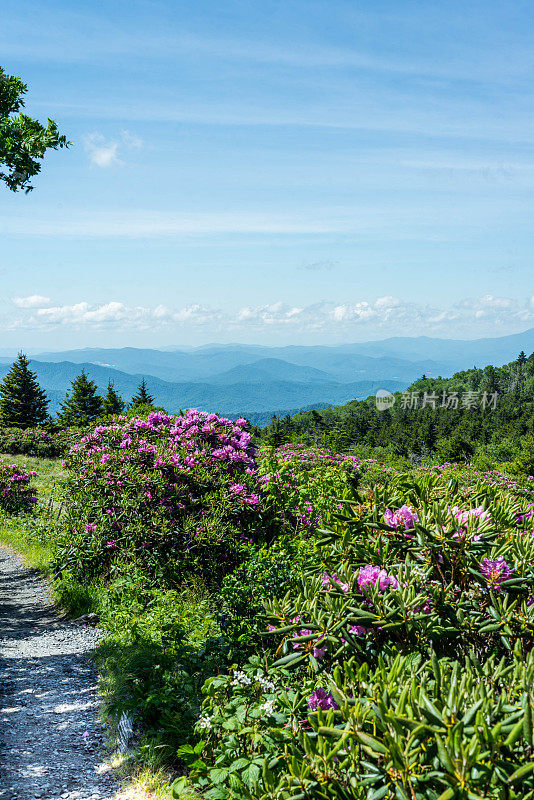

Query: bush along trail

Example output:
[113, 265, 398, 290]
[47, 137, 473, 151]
[2, 414, 534, 798]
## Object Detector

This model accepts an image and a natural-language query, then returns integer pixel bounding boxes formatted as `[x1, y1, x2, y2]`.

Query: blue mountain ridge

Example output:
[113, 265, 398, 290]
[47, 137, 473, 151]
[0, 360, 407, 419]
[1, 328, 532, 423]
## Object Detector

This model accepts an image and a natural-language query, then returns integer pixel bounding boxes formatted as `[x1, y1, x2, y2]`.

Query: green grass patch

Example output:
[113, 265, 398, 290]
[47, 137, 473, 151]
[0, 453, 66, 500]
[0, 510, 58, 572]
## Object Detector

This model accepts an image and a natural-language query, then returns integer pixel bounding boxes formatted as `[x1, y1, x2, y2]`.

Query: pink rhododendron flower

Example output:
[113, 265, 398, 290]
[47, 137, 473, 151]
[450, 505, 491, 524]
[517, 503, 534, 523]
[292, 628, 314, 649]
[320, 572, 350, 592]
[348, 624, 367, 636]
[306, 688, 338, 711]
[384, 505, 418, 536]
[357, 565, 397, 592]
[480, 556, 514, 589]
[312, 641, 327, 659]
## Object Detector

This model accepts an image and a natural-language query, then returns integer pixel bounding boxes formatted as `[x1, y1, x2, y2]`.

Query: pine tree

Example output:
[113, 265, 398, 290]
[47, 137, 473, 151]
[101, 381, 125, 416]
[0, 352, 49, 427]
[264, 415, 284, 447]
[517, 351, 527, 365]
[58, 370, 102, 425]
[481, 364, 499, 394]
[130, 379, 155, 407]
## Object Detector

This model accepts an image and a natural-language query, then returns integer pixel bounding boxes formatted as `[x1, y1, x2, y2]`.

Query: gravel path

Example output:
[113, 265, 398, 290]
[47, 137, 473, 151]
[0, 547, 120, 800]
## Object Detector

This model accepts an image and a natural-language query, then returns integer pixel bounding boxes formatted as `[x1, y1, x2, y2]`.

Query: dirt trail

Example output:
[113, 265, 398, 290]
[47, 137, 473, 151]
[0, 547, 120, 800]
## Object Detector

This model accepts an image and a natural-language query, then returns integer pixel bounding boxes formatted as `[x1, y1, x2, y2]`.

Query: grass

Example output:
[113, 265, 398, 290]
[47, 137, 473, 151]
[0, 455, 66, 572]
[0, 453, 66, 501]
[0, 509, 61, 575]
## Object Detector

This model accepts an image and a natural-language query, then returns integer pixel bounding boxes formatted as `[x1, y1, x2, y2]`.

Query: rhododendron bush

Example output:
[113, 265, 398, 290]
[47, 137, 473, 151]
[0, 425, 76, 457]
[0, 459, 37, 513]
[258, 444, 361, 533]
[183, 646, 534, 800]
[182, 468, 534, 800]
[56, 411, 265, 580]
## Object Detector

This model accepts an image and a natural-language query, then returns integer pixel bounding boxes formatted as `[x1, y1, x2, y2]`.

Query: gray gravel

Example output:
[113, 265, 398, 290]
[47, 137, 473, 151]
[0, 547, 120, 799]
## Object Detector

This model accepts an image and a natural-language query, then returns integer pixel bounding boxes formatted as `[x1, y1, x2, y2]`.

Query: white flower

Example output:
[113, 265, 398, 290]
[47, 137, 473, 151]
[197, 714, 212, 730]
[231, 670, 252, 687]
[255, 673, 276, 692]
[260, 699, 275, 715]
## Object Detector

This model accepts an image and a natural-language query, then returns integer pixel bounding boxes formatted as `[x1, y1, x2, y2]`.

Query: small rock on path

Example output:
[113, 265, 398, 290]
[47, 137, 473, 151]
[0, 547, 120, 799]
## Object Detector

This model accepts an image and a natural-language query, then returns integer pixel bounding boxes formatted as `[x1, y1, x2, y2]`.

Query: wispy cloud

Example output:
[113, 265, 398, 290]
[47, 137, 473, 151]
[0, 210, 352, 237]
[9, 294, 534, 338]
[45, 98, 534, 146]
[83, 130, 142, 168]
[12, 295, 52, 308]
[0, 197, 528, 239]
[1, 18, 531, 87]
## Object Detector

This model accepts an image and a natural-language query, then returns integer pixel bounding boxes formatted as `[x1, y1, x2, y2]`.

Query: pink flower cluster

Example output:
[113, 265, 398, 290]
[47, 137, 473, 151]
[320, 572, 350, 592]
[229, 483, 260, 506]
[357, 565, 398, 592]
[517, 503, 534, 524]
[450, 505, 491, 525]
[306, 688, 339, 711]
[480, 557, 514, 589]
[384, 504, 419, 536]
[72, 410, 256, 473]
[65, 410, 261, 554]
[292, 629, 328, 659]
[0, 460, 38, 509]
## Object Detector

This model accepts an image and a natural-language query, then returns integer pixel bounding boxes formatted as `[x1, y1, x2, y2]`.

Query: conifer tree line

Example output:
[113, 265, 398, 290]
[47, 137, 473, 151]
[0, 353, 155, 427]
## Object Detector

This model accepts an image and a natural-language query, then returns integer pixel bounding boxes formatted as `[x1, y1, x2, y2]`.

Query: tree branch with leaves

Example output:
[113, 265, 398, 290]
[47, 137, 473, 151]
[0, 66, 70, 192]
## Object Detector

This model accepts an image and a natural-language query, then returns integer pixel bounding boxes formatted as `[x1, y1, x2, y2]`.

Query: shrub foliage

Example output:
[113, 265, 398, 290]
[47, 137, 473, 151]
[56, 410, 263, 581]
[0, 459, 37, 512]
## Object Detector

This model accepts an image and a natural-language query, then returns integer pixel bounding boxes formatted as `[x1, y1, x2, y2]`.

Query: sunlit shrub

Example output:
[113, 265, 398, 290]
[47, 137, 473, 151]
[0, 425, 76, 457]
[56, 411, 263, 581]
[182, 469, 534, 799]
[0, 459, 37, 512]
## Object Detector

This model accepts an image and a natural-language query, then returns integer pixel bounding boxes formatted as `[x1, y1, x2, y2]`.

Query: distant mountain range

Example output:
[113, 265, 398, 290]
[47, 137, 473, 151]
[0, 359, 406, 419]
[1, 328, 532, 423]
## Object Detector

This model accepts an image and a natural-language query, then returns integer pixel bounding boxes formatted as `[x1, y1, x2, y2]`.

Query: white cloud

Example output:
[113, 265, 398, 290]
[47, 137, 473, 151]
[8, 295, 534, 338]
[84, 134, 120, 168]
[12, 295, 52, 308]
[83, 130, 143, 169]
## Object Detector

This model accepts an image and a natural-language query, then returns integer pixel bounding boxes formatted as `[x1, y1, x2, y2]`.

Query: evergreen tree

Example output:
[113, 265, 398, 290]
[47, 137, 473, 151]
[130, 379, 155, 407]
[58, 370, 102, 425]
[101, 381, 125, 416]
[517, 351, 527, 365]
[264, 415, 285, 447]
[481, 364, 499, 394]
[0, 352, 48, 427]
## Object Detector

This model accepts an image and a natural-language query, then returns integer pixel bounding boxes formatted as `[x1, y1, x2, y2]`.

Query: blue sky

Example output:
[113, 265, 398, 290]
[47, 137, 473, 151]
[1, 0, 534, 349]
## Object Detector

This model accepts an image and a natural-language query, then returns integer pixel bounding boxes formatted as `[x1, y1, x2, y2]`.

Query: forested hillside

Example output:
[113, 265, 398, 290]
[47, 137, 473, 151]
[262, 351, 534, 472]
